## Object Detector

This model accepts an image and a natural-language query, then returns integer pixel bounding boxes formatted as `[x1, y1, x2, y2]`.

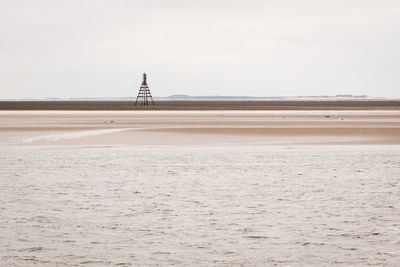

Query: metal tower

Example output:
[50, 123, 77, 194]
[135, 73, 155, 106]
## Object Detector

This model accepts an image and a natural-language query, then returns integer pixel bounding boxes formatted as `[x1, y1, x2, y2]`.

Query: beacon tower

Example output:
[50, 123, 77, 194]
[135, 73, 155, 106]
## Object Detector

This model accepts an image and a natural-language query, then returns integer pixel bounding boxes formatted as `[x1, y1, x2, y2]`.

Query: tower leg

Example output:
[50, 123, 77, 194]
[135, 84, 154, 106]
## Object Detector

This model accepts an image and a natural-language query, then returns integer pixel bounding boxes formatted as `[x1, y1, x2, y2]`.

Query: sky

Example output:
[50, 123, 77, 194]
[1, 0, 399, 99]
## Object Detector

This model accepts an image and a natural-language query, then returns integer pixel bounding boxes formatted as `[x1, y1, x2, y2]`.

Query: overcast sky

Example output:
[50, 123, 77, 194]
[1, 0, 399, 98]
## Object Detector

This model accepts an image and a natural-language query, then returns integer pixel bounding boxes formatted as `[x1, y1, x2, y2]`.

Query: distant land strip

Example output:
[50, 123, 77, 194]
[0, 100, 400, 110]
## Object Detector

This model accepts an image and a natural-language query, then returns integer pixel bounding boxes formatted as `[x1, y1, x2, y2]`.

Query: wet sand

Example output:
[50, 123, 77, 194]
[0, 110, 399, 146]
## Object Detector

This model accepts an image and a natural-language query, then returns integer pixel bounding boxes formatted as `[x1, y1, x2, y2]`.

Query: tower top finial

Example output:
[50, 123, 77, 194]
[142, 73, 147, 85]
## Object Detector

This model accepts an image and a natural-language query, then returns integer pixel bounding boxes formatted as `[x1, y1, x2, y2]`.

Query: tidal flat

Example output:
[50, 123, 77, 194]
[0, 111, 399, 266]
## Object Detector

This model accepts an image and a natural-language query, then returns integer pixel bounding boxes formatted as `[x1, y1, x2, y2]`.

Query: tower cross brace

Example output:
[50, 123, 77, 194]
[135, 73, 155, 106]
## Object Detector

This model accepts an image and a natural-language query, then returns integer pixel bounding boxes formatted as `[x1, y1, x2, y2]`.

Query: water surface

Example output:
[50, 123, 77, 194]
[1, 146, 399, 265]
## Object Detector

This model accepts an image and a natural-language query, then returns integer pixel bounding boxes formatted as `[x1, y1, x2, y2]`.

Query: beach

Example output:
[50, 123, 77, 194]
[1, 99, 399, 147]
[1, 109, 399, 265]
[1, 110, 400, 146]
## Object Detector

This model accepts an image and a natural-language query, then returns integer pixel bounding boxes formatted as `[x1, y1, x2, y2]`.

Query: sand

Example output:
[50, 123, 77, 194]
[0, 110, 399, 146]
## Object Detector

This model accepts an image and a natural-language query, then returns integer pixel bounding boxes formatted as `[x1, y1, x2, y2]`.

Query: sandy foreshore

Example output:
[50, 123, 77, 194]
[1, 110, 399, 146]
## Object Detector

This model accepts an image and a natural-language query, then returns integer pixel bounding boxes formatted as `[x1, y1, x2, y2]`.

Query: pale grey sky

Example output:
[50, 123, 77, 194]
[1, 0, 399, 98]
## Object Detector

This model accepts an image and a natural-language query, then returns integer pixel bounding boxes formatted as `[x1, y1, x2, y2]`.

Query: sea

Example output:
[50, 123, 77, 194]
[1, 145, 399, 266]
